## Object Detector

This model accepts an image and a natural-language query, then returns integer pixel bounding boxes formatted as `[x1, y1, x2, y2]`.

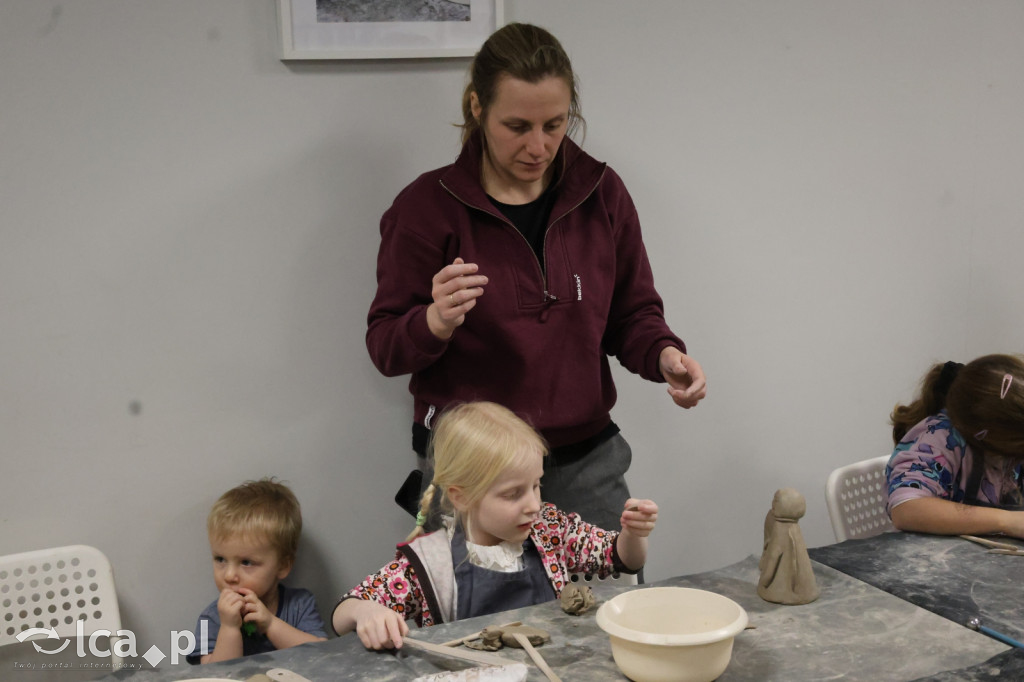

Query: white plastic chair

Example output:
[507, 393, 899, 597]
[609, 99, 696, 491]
[0, 545, 123, 665]
[825, 455, 895, 542]
[570, 571, 638, 586]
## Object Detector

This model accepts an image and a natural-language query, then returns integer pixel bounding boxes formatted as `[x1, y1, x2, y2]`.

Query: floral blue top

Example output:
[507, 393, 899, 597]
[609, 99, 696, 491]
[886, 411, 1023, 514]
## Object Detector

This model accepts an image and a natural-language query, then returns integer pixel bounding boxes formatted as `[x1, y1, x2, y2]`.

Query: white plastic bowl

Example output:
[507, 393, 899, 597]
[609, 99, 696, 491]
[595, 587, 748, 682]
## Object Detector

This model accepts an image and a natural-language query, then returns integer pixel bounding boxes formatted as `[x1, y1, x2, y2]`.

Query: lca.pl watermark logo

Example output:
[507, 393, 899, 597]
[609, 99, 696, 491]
[14, 620, 210, 668]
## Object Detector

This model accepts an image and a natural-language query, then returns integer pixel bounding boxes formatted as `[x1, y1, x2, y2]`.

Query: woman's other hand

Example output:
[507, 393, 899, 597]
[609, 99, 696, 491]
[659, 348, 707, 408]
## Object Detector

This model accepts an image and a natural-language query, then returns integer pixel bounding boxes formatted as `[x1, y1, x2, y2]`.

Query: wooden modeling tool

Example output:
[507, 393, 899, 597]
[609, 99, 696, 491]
[509, 631, 562, 682]
[402, 635, 514, 667]
[960, 535, 1024, 556]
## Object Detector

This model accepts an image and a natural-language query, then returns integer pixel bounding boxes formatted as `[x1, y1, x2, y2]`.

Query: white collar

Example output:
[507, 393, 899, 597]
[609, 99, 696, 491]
[465, 539, 526, 572]
[444, 517, 528, 572]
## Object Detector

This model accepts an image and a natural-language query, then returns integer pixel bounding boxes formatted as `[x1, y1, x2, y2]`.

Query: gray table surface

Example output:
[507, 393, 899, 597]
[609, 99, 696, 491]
[57, 553, 1014, 682]
[1, 639, 121, 682]
[809, 531, 1024, 645]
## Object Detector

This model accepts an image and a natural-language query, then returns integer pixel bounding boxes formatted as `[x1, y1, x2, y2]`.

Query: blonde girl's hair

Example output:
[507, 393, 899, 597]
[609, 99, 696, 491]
[208, 477, 302, 564]
[891, 353, 1024, 458]
[459, 22, 585, 146]
[406, 402, 548, 542]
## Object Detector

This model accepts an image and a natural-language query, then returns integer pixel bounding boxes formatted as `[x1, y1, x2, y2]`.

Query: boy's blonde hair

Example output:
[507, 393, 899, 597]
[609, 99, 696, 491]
[208, 478, 302, 564]
[409, 402, 547, 541]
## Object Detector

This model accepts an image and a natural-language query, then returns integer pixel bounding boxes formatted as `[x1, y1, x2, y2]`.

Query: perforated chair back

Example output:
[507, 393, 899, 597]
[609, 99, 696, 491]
[569, 571, 638, 586]
[0, 545, 122, 663]
[825, 455, 894, 542]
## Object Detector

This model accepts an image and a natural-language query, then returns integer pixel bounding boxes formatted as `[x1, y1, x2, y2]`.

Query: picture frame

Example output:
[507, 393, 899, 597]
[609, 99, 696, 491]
[277, 0, 504, 60]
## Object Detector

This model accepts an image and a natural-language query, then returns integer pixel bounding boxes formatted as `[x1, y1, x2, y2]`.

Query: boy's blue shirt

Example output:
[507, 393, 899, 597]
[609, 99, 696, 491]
[186, 583, 326, 664]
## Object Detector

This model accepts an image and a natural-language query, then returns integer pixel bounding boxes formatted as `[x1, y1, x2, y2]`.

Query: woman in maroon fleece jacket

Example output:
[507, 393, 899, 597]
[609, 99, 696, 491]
[366, 23, 706, 533]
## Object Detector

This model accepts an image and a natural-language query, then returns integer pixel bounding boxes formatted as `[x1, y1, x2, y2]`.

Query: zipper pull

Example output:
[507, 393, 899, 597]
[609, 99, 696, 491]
[539, 291, 558, 322]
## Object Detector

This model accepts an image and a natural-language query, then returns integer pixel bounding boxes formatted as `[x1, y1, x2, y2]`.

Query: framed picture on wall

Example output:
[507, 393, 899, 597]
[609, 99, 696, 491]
[277, 0, 504, 60]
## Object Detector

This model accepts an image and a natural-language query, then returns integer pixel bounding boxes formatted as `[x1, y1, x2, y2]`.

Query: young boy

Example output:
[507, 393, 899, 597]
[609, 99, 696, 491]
[187, 478, 327, 664]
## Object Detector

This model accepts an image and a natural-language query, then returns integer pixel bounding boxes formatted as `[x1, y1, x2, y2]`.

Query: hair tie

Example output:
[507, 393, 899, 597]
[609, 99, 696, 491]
[416, 511, 427, 527]
[1001, 373, 1013, 400]
[975, 429, 988, 441]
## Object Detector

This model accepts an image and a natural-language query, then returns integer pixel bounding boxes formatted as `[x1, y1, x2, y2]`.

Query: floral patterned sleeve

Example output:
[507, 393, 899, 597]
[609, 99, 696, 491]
[538, 504, 619, 578]
[343, 553, 428, 626]
[886, 413, 967, 514]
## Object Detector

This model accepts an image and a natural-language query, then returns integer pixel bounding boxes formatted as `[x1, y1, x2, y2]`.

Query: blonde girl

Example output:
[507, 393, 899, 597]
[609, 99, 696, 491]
[332, 402, 657, 650]
[887, 354, 1024, 537]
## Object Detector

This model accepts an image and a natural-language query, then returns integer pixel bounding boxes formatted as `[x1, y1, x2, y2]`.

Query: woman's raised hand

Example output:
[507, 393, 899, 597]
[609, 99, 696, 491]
[426, 257, 488, 339]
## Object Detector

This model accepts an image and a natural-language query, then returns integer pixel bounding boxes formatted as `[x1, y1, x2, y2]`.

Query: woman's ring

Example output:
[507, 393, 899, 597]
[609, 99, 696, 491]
[450, 293, 455, 305]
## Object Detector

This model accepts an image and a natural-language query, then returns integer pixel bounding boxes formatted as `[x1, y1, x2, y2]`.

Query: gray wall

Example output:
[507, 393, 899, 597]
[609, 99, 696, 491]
[2, 0, 1022, 666]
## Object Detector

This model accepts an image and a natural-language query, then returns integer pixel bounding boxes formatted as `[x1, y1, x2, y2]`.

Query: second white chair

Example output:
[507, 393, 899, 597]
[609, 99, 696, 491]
[825, 455, 894, 543]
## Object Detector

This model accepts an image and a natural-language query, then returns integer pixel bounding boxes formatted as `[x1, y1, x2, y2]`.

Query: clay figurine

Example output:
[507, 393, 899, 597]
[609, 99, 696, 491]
[758, 487, 820, 605]
[559, 582, 596, 616]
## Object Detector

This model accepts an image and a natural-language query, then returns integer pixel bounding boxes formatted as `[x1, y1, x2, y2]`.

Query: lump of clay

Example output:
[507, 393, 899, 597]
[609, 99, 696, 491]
[465, 625, 506, 651]
[464, 624, 550, 651]
[559, 583, 596, 616]
[500, 625, 549, 648]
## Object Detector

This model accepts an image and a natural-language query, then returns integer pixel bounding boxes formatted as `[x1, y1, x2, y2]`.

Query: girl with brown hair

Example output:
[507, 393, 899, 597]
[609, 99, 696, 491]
[887, 354, 1024, 537]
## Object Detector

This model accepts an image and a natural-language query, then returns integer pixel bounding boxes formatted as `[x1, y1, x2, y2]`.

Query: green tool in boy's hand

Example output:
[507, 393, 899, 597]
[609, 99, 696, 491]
[241, 622, 258, 637]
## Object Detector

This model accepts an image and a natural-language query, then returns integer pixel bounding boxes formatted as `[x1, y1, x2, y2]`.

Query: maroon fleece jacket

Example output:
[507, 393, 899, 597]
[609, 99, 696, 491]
[366, 133, 685, 447]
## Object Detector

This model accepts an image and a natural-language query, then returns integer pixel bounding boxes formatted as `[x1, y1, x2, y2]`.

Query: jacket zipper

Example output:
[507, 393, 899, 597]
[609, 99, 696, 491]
[440, 179, 547, 290]
[439, 166, 607, 318]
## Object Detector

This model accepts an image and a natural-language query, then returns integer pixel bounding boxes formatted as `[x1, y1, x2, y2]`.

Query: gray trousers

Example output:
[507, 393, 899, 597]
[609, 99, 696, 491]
[540, 432, 633, 534]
